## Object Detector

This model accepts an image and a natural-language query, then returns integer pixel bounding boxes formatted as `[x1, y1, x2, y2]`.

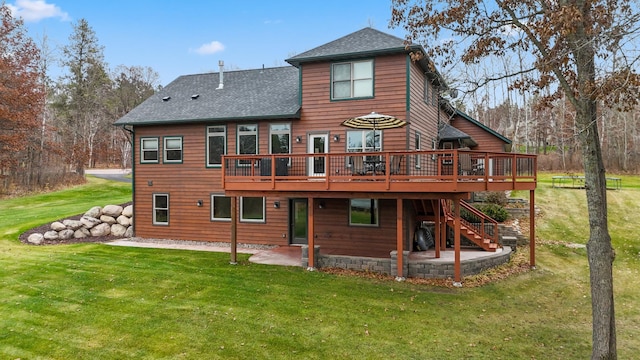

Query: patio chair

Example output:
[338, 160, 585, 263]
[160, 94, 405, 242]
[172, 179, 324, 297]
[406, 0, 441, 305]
[350, 156, 367, 175]
[459, 152, 474, 175]
[389, 155, 404, 175]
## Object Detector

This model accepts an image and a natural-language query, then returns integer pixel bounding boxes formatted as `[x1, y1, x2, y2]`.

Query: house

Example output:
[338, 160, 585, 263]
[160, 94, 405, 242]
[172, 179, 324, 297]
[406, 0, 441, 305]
[115, 28, 537, 284]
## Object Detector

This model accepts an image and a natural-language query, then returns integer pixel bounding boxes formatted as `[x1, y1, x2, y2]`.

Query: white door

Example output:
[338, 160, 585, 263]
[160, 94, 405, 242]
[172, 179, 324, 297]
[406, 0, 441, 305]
[308, 134, 328, 177]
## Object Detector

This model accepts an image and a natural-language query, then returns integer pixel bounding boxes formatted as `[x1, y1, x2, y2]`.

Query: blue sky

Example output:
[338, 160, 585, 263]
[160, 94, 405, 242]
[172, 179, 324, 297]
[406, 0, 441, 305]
[10, 0, 408, 86]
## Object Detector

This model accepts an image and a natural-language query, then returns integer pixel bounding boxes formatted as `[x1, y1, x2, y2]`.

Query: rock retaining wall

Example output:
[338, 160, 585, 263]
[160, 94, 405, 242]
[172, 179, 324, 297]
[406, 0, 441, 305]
[27, 204, 133, 245]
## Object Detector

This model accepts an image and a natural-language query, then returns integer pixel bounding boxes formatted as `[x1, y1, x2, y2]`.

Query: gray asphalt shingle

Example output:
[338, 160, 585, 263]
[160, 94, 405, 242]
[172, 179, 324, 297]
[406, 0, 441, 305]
[286, 27, 410, 65]
[115, 66, 300, 126]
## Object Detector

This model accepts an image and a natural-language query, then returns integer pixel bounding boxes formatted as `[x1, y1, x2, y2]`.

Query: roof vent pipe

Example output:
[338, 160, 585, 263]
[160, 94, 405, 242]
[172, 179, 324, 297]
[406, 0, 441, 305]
[216, 60, 224, 90]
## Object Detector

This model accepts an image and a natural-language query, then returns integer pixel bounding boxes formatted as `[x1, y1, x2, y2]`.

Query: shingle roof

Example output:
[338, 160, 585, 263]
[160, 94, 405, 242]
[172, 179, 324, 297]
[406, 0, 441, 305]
[115, 66, 300, 126]
[439, 122, 475, 143]
[287, 27, 412, 65]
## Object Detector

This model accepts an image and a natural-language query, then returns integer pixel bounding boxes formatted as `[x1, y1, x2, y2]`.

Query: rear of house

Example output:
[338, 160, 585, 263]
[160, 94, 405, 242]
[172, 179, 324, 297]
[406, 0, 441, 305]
[116, 28, 536, 282]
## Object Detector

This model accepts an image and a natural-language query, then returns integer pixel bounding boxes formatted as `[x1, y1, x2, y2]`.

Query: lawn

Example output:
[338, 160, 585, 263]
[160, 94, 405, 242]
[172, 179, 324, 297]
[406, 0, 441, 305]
[0, 174, 638, 359]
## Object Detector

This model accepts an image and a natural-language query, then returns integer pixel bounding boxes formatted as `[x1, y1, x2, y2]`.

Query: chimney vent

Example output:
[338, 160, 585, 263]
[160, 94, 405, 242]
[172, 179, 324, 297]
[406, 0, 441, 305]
[216, 60, 224, 90]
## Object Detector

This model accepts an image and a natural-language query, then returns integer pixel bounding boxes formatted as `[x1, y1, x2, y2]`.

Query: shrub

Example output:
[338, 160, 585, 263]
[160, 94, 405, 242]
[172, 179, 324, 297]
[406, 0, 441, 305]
[484, 191, 508, 206]
[475, 203, 509, 222]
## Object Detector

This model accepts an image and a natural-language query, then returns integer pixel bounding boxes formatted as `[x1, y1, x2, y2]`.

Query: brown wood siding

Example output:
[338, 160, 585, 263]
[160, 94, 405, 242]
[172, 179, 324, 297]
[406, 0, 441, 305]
[298, 54, 409, 152]
[130, 53, 496, 255]
[133, 124, 291, 245]
[407, 61, 440, 151]
[450, 117, 509, 152]
[312, 198, 410, 257]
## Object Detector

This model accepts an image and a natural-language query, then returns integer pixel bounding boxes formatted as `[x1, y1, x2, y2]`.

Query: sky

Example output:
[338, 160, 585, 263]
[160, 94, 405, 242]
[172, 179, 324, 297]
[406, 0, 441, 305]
[9, 0, 409, 87]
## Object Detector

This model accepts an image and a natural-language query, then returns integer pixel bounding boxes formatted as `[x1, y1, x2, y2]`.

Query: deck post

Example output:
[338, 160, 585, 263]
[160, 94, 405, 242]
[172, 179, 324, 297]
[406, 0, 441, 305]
[440, 207, 447, 251]
[434, 199, 441, 259]
[453, 198, 462, 286]
[307, 197, 315, 270]
[530, 189, 536, 268]
[230, 196, 237, 265]
[396, 198, 405, 281]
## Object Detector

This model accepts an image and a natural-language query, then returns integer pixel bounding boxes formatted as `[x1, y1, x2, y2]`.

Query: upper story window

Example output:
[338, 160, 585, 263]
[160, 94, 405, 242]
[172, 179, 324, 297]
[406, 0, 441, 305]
[331, 60, 373, 100]
[347, 130, 381, 153]
[424, 78, 430, 104]
[207, 125, 226, 167]
[163, 136, 183, 163]
[141, 137, 159, 163]
[269, 123, 291, 154]
[238, 124, 258, 165]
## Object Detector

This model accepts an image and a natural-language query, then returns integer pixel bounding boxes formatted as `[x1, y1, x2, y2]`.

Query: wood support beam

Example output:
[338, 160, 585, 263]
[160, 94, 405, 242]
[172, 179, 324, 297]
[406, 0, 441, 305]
[396, 198, 404, 280]
[230, 196, 237, 265]
[308, 197, 315, 270]
[454, 198, 461, 285]
[434, 199, 441, 259]
[530, 189, 536, 268]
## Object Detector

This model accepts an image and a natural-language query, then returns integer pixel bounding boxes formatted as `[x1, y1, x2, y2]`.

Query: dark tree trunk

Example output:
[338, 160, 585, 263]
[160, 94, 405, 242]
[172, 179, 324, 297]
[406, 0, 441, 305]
[574, 28, 617, 359]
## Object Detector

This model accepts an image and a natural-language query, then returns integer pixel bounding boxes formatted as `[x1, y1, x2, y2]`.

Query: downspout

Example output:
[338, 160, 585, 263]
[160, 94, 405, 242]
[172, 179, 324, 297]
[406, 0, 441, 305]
[123, 125, 135, 236]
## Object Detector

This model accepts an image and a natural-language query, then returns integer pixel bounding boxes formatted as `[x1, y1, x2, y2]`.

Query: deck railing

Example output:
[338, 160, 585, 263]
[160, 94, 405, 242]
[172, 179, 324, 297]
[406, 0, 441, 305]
[222, 150, 536, 193]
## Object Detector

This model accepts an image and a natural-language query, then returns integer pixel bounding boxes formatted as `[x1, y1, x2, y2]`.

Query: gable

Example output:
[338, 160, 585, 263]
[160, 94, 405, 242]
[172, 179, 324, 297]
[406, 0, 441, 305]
[449, 110, 512, 152]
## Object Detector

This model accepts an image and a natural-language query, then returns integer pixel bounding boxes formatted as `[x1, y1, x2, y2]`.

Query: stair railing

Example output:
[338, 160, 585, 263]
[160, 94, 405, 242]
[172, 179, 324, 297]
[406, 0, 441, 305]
[441, 199, 499, 248]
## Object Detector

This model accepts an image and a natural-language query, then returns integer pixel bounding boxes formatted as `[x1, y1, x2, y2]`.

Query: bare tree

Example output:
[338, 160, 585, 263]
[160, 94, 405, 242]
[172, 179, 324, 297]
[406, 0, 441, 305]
[392, 1, 640, 358]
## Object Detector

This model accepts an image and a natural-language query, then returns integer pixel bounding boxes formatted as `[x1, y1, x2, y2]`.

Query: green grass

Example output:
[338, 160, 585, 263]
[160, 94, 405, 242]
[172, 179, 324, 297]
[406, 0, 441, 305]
[1, 173, 639, 359]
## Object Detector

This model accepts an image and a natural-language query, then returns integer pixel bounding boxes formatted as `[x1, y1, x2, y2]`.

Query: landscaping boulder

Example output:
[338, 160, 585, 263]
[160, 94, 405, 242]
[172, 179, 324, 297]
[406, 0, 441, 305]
[116, 215, 130, 227]
[44, 231, 59, 241]
[28, 233, 44, 244]
[63, 219, 84, 230]
[100, 215, 116, 225]
[124, 226, 134, 237]
[122, 205, 133, 217]
[102, 205, 123, 217]
[59, 229, 75, 240]
[50, 221, 66, 231]
[80, 216, 101, 229]
[90, 223, 111, 237]
[84, 206, 102, 218]
[111, 224, 127, 237]
[74, 228, 90, 238]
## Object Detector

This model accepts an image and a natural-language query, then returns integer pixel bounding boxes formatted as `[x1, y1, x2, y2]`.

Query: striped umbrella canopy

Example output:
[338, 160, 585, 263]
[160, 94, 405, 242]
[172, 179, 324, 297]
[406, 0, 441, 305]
[341, 112, 407, 130]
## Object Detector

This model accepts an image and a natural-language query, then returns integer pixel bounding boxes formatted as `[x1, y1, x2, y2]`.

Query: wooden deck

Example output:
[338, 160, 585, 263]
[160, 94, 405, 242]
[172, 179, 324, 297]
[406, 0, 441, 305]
[222, 150, 536, 195]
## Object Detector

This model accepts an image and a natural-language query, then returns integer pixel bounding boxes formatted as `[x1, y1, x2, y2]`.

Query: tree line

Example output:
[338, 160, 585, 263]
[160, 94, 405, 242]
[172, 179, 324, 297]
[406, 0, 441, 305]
[1, 7, 159, 196]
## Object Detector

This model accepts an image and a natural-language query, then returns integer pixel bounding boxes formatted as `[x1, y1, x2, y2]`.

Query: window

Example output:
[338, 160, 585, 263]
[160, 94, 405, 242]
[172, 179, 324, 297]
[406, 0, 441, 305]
[238, 124, 258, 165]
[207, 126, 226, 167]
[141, 137, 159, 163]
[349, 199, 379, 226]
[415, 131, 421, 169]
[346, 130, 382, 153]
[164, 137, 183, 163]
[153, 193, 169, 225]
[424, 78, 430, 104]
[211, 194, 231, 221]
[432, 84, 438, 106]
[240, 197, 265, 223]
[347, 130, 382, 168]
[332, 60, 373, 100]
[269, 123, 291, 154]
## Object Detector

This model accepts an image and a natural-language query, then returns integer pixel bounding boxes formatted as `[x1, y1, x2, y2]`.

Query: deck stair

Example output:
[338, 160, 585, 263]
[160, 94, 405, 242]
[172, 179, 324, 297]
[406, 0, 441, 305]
[442, 200, 499, 252]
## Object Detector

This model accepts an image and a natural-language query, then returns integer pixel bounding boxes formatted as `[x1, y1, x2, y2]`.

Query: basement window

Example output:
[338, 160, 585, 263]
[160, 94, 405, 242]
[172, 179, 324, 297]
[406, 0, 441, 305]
[153, 193, 169, 225]
[349, 199, 379, 227]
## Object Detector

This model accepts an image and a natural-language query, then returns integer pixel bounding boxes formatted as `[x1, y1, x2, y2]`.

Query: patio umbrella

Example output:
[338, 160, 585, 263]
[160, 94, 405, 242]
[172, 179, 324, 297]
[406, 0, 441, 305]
[341, 112, 407, 130]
